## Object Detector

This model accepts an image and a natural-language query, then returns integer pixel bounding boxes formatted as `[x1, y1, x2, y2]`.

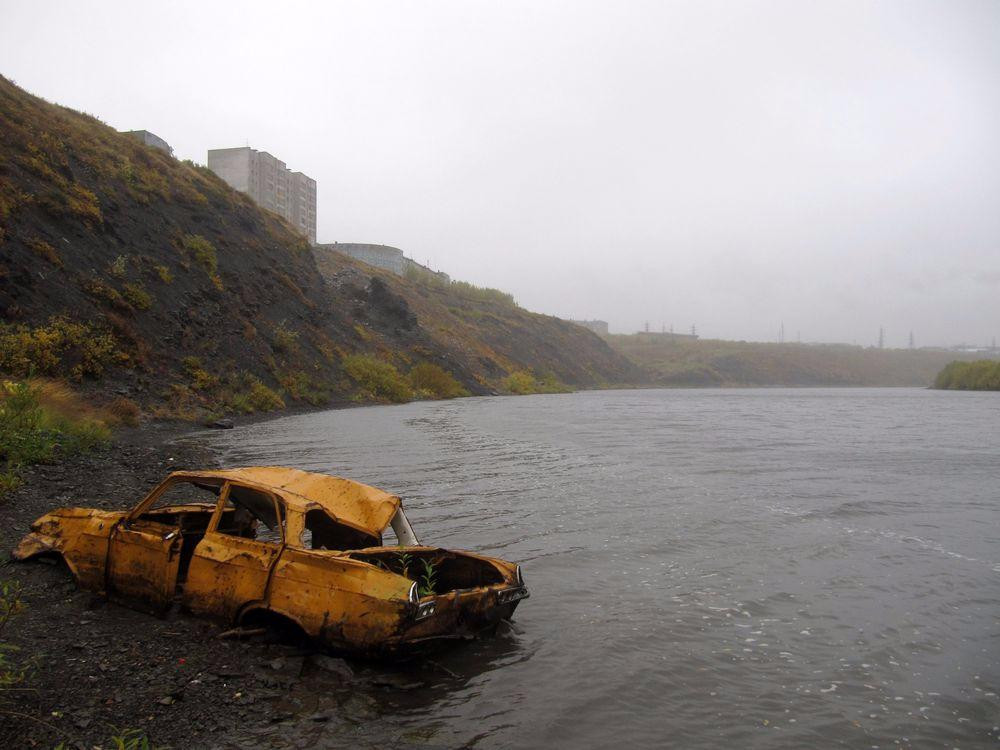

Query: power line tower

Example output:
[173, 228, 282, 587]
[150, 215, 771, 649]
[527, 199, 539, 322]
[878, 327, 885, 349]
[644, 321, 649, 333]
[779, 321, 785, 344]
[691, 324, 697, 337]
[908, 331, 915, 349]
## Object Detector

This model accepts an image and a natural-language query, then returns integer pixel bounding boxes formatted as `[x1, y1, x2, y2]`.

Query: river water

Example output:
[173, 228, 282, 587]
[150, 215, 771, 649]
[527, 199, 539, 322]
[208, 388, 999, 749]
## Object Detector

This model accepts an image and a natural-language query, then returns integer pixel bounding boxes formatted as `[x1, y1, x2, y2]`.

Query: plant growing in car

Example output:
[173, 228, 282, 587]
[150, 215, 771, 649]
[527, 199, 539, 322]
[395, 550, 413, 578]
[418, 558, 437, 597]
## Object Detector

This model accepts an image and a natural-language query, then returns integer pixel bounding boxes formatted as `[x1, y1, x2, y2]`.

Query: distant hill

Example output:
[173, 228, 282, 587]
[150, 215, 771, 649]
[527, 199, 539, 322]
[0, 76, 638, 417]
[607, 334, 997, 387]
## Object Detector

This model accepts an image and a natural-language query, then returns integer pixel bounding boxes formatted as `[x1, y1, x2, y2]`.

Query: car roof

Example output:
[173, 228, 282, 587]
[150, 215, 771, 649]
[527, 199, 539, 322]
[169, 466, 401, 537]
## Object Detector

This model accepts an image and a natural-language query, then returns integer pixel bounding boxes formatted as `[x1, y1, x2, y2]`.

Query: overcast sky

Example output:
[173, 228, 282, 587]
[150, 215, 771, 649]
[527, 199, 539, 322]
[2, 1, 998, 345]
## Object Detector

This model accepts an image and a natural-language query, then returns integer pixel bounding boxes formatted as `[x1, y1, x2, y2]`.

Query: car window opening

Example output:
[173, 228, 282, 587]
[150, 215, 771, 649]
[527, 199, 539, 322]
[301, 508, 379, 550]
[218, 485, 285, 545]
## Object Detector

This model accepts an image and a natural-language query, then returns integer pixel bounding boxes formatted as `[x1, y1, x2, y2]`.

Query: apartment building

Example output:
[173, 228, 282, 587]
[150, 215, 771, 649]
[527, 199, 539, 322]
[207, 146, 317, 243]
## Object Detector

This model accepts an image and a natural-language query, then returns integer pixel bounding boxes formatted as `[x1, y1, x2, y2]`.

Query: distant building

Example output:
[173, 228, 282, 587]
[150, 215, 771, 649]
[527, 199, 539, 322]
[314, 243, 451, 283]
[122, 130, 173, 156]
[207, 146, 316, 243]
[633, 331, 698, 341]
[570, 319, 609, 335]
[316, 243, 405, 275]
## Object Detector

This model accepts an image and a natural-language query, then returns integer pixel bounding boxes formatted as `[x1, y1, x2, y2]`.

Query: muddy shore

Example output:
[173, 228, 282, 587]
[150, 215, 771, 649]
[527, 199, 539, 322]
[0, 418, 455, 749]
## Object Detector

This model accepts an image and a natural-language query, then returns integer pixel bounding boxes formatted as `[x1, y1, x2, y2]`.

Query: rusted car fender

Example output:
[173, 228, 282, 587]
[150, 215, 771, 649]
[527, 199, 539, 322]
[11, 508, 122, 590]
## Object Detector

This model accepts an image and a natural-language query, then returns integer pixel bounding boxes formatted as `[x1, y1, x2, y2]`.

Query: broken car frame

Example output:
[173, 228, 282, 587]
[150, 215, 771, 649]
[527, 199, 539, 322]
[12, 467, 528, 655]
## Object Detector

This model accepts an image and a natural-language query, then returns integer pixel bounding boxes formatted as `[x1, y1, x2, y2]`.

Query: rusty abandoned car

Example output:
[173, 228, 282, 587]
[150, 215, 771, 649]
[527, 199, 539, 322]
[12, 466, 528, 655]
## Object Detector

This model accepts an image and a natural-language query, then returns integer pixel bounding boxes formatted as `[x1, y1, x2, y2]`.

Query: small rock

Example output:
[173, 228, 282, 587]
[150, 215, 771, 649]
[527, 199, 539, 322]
[209, 418, 235, 429]
[158, 696, 175, 705]
[309, 654, 354, 681]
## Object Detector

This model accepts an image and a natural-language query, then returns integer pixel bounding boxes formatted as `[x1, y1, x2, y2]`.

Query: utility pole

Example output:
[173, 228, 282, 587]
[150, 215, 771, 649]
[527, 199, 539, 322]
[691, 324, 697, 337]
[909, 331, 915, 349]
[644, 321, 649, 333]
[878, 327, 885, 349]
[779, 321, 785, 344]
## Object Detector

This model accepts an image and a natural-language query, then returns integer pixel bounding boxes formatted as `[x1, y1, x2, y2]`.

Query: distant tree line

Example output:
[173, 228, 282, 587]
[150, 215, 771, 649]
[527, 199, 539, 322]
[934, 360, 1000, 391]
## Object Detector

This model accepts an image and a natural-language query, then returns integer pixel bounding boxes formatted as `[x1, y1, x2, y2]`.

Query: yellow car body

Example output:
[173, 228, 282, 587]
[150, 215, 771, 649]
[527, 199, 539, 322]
[12, 467, 528, 655]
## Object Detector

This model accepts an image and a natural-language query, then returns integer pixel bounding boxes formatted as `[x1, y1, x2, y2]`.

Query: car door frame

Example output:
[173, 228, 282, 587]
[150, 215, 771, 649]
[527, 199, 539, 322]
[104, 475, 224, 613]
[182, 480, 288, 623]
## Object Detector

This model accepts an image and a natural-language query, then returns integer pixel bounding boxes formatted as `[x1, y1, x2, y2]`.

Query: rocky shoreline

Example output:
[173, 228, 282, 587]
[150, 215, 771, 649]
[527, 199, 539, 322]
[0, 418, 454, 749]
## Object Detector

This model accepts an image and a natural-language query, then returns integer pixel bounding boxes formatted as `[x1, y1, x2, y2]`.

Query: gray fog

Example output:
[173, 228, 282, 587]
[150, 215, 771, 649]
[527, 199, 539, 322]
[2, 1, 997, 346]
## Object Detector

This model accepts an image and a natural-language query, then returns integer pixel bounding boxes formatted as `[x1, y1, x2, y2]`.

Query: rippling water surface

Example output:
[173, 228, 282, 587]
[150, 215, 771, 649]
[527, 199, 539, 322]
[209, 388, 999, 749]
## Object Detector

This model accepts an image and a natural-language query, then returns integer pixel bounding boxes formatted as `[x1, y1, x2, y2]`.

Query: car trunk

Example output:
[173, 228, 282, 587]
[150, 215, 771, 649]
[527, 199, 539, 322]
[345, 548, 506, 594]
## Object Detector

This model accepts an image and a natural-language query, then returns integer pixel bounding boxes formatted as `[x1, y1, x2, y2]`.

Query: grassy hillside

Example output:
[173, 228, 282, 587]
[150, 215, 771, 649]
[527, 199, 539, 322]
[313, 248, 639, 391]
[0, 76, 637, 418]
[608, 334, 996, 387]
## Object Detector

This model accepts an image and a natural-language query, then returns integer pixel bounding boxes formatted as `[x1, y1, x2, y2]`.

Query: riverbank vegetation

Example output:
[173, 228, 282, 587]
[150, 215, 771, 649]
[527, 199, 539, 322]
[933, 360, 1000, 390]
[500, 370, 572, 395]
[0, 379, 117, 499]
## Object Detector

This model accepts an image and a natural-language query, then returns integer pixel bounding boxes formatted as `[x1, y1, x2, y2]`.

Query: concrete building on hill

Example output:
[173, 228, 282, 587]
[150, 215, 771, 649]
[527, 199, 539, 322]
[316, 243, 405, 275]
[122, 130, 173, 156]
[313, 242, 451, 283]
[633, 330, 698, 342]
[207, 146, 316, 243]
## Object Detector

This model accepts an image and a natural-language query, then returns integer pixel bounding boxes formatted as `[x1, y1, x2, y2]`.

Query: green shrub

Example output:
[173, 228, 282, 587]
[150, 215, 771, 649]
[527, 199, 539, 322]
[272, 321, 300, 354]
[934, 360, 1000, 390]
[65, 183, 102, 226]
[223, 373, 285, 413]
[0, 380, 110, 499]
[403, 265, 517, 306]
[409, 362, 467, 399]
[180, 234, 223, 290]
[181, 356, 218, 390]
[109, 254, 128, 278]
[500, 370, 572, 395]
[26, 236, 61, 266]
[342, 354, 412, 403]
[500, 370, 536, 395]
[181, 233, 217, 273]
[122, 282, 152, 310]
[154, 264, 173, 283]
[0, 318, 117, 379]
[278, 370, 332, 406]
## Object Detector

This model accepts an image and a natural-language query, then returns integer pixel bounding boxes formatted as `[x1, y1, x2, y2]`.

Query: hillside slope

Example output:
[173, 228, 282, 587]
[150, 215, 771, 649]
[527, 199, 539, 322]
[0, 77, 637, 416]
[312, 248, 638, 390]
[609, 334, 996, 387]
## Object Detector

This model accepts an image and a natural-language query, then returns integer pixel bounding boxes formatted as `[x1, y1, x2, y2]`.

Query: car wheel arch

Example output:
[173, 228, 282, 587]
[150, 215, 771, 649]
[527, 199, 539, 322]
[236, 603, 310, 642]
[20, 547, 81, 582]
